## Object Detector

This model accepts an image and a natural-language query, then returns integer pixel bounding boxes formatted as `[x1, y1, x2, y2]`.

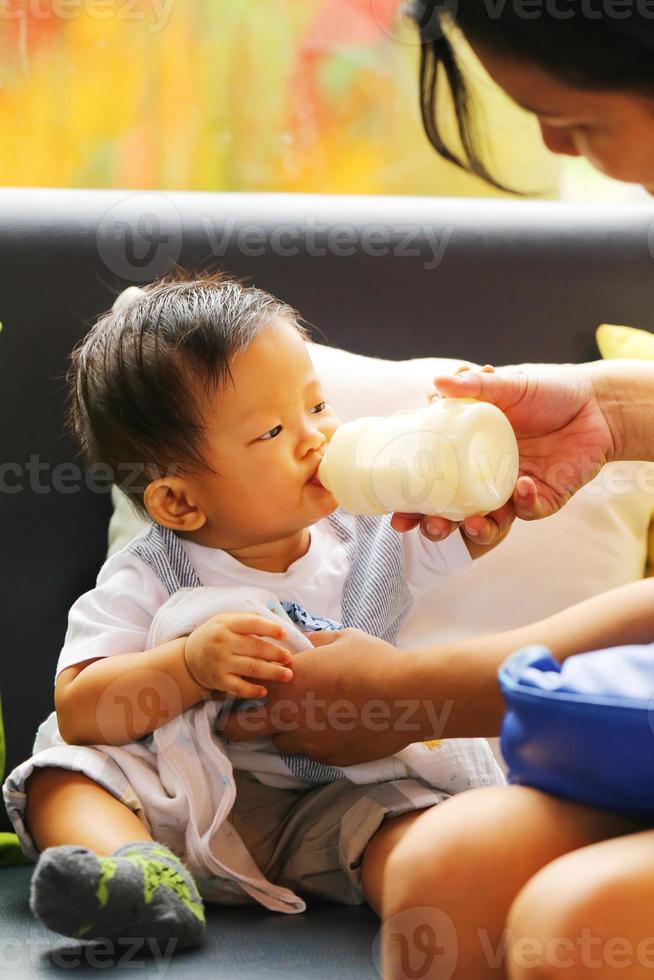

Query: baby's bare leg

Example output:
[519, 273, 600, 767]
[25, 767, 152, 853]
[24, 767, 205, 949]
[362, 784, 644, 980]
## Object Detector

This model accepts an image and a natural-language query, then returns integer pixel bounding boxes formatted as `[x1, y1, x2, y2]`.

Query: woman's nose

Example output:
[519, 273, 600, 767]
[538, 121, 581, 157]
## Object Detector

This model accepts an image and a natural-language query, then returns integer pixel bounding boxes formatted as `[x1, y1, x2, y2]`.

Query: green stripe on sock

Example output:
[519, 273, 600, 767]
[121, 851, 205, 923]
[96, 858, 117, 908]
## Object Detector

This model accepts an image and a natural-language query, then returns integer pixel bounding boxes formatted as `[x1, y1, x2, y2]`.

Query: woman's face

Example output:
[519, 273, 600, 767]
[470, 42, 654, 192]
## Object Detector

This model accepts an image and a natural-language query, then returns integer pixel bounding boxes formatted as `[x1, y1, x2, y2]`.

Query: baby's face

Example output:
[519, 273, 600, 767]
[187, 317, 341, 548]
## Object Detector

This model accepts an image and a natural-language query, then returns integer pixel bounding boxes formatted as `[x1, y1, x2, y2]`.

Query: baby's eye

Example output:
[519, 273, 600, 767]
[258, 424, 283, 441]
[310, 401, 327, 414]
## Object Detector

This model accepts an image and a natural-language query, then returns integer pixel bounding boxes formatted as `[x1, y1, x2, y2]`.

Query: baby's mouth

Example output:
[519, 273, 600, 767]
[306, 459, 325, 487]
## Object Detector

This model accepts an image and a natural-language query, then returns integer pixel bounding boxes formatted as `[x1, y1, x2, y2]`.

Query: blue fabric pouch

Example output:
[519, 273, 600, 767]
[499, 643, 654, 818]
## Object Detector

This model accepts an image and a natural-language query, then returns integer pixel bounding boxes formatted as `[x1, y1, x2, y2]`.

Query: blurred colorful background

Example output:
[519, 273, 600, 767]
[0, 0, 645, 200]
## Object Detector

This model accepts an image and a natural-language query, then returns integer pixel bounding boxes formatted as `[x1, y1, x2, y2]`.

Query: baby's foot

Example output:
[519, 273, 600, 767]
[29, 840, 205, 951]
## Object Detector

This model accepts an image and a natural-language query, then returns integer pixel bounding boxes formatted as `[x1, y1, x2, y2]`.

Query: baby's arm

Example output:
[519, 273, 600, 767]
[402, 520, 473, 595]
[56, 613, 292, 747]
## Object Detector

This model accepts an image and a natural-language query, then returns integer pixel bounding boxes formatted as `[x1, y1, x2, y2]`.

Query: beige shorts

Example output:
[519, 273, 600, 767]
[4, 713, 450, 908]
[228, 769, 448, 906]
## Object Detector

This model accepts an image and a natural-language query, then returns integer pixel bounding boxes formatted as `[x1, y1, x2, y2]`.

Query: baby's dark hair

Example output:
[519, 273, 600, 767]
[67, 272, 306, 515]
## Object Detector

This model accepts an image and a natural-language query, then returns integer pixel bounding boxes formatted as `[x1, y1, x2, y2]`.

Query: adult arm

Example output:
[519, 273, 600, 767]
[222, 576, 654, 765]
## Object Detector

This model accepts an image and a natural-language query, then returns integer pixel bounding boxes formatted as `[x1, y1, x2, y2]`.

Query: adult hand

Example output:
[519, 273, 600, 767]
[391, 366, 516, 548]
[429, 362, 616, 521]
[220, 629, 437, 765]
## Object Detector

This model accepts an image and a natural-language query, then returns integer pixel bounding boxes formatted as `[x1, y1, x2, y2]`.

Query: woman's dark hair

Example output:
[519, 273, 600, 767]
[67, 272, 305, 515]
[410, 0, 654, 188]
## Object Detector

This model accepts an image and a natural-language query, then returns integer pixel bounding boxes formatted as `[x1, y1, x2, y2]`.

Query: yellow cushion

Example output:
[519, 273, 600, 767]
[596, 324, 654, 575]
[596, 323, 654, 359]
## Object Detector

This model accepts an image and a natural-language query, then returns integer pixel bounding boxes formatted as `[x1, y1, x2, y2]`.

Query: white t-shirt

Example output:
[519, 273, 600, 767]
[55, 520, 471, 680]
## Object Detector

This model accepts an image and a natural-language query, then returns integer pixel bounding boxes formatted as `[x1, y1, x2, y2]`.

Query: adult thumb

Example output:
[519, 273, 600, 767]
[433, 369, 525, 411]
[306, 630, 342, 647]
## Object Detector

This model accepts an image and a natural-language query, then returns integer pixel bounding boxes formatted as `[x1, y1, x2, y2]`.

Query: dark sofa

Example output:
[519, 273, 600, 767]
[2, 189, 654, 976]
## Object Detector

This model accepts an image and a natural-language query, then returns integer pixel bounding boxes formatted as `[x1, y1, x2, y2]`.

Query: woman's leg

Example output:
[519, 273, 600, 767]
[507, 826, 654, 980]
[360, 809, 426, 915]
[361, 784, 646, 979]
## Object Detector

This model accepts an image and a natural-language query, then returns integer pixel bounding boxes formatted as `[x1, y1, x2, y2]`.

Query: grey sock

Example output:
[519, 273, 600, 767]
[29, 840, 205, 951]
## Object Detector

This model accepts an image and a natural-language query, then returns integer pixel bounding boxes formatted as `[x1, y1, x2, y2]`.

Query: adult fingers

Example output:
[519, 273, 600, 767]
[306, 630, 344, 647]
[433, 368, 527, 411]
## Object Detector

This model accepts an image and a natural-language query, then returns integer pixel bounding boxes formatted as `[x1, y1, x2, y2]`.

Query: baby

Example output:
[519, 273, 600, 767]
[3, 273, 504, 953]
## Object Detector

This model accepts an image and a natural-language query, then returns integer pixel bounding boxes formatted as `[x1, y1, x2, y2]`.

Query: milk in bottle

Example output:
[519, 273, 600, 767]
[317, 398, 519, 522]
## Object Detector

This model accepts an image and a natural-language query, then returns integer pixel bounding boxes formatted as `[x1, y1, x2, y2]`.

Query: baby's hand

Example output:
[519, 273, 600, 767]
[183, 612, 293, 699]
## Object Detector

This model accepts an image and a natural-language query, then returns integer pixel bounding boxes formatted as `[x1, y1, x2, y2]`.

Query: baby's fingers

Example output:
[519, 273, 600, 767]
[236, 635, 293, 665]
[222, 613, 288, 641]
[222, 676, 269, 701]
[419, 515, 460, 542]
[234, 656, 294, 684]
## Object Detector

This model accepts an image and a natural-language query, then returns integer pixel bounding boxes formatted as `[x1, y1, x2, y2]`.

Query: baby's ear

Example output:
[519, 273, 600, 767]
[143, 477, 206, 532]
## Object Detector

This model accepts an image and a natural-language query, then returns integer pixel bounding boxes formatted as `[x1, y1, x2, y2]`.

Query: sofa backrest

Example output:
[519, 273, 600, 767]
[2, 189, 654, 810]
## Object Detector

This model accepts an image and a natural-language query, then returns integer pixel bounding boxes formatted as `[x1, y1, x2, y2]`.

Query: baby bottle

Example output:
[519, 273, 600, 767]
[317, 398, 519, 522]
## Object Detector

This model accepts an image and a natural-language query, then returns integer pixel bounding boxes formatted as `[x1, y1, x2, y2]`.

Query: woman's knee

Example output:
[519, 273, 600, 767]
[383, 786, 519, 915]
[506, 855, 640, 980]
